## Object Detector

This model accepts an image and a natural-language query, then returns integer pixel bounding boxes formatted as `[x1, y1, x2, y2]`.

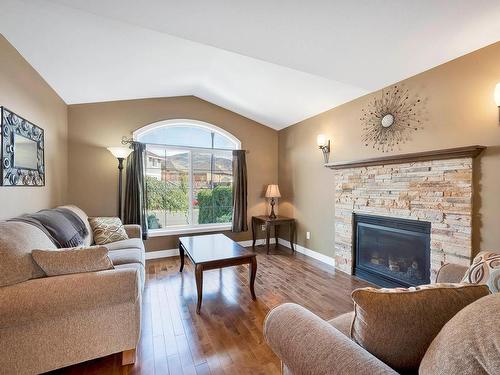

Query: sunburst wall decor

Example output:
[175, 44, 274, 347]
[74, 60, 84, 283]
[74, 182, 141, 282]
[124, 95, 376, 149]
[361, 85, 424, 153]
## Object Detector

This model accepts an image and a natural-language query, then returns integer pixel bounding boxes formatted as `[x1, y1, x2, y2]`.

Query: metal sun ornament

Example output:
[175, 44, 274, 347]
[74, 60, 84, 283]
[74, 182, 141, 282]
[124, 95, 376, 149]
[361, 85, 424, 153]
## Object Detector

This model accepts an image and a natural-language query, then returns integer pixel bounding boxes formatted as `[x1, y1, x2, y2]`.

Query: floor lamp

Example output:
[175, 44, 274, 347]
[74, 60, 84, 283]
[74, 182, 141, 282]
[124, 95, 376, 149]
[107, 147, 133, 220]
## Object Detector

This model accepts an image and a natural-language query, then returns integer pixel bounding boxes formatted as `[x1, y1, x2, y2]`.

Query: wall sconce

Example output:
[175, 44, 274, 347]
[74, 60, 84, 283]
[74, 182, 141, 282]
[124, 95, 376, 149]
[495, 83, 500, 123]
[317, 134, 330, 164]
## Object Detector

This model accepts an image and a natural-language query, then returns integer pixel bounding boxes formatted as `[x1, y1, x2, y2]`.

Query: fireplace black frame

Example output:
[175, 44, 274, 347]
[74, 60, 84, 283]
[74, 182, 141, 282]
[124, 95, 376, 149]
[352, 213, 431, 288]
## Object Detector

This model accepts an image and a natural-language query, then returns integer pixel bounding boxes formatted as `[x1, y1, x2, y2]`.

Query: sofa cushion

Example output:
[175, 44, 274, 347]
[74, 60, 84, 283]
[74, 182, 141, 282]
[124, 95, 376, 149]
[32, 246, 114, 276]
[104, 238, 144, 251]
[58, 205, 93, 246]
[0, 221, 55, 287]
[108, 248, 145, 266]
[461, 251, 500, 292]
[89, 217, 129, 245]
[351, 283, 490, 374]
[328, 312, 354, 337]
[0, 268, 140, 329]
[420, 293, 500, 375]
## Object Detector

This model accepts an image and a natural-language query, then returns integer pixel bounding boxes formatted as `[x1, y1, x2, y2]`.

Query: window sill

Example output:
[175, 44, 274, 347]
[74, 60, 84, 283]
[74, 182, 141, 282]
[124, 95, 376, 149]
[147, 224, 232, 237]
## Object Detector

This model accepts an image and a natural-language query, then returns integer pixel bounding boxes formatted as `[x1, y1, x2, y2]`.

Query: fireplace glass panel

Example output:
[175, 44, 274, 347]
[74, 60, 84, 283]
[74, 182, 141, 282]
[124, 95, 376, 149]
[354, 214, 431, 287]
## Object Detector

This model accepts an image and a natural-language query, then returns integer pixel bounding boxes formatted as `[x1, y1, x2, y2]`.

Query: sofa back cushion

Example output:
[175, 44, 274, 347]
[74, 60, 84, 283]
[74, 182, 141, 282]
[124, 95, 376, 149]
[58, 205, 93, 246]
[351, 283, 490, 374]
[0, 221, 56, 287]
[420, 293, 500, 375]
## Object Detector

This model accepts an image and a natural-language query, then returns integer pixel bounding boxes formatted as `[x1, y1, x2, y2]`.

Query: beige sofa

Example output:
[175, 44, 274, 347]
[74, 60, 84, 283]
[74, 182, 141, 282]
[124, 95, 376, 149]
[0, 205, 145, 375]
[264, 263, 499, 375]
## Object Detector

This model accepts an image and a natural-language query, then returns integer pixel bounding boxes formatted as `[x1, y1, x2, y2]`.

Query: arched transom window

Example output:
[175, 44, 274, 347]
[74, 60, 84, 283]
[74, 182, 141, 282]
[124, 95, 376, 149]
[134, 119, 240, 234]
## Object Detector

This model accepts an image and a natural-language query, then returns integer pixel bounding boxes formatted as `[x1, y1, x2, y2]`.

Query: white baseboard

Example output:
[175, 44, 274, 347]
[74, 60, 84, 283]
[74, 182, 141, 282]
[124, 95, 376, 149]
[144, 237, 335, 268]
[145, 248, 179, 260]
[278, 238, 335, 267]
[238, 238, 276, 247]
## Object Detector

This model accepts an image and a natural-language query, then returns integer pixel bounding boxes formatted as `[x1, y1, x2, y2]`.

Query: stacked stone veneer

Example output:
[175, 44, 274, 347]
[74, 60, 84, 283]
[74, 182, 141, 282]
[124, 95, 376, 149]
[334, 157, 474, 281]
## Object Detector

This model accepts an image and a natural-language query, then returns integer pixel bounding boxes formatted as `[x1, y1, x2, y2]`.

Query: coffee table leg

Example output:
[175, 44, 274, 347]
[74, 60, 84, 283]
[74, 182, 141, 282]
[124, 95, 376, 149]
[179, 242, 185, 272]
[249, 257, 257, 300]
[195, 264, 203, 314]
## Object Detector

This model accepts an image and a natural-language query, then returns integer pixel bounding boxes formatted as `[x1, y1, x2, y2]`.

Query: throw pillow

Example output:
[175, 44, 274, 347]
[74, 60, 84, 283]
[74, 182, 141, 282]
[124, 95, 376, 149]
[420, 293, 500, 375]
[351, 283, 490, 374]
[32, 246, 114, 276]
[88, 217, 129, 245]
[461, 251, 500, 292]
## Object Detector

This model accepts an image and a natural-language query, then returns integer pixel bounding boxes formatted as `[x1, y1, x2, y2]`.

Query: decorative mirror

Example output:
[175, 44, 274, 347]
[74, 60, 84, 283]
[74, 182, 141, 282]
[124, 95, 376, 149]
[361, 85, 424, 153]
[1, 107, 45, 186]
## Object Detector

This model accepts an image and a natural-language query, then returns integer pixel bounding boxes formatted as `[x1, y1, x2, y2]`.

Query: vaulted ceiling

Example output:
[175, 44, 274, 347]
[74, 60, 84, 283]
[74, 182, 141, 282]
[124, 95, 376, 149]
[1, 0, 499, 129]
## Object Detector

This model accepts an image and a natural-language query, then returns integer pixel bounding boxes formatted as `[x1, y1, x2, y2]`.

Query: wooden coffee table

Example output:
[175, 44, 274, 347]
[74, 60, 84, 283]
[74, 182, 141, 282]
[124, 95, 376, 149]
[179, 234, 257, 314]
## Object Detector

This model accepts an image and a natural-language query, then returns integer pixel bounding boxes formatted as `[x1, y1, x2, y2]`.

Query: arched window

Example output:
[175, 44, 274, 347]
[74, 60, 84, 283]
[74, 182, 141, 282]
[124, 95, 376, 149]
[134, 120, 240, 234]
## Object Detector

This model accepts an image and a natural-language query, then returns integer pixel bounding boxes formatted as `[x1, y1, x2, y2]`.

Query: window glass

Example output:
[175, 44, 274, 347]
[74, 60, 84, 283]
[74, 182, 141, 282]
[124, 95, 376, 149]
[139, 125, 213, 148]
[137, 121, 239, 231]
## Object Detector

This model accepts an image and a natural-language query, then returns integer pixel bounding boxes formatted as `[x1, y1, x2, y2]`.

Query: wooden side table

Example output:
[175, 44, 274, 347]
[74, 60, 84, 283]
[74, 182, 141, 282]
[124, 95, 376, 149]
[251, 215, 295, 254]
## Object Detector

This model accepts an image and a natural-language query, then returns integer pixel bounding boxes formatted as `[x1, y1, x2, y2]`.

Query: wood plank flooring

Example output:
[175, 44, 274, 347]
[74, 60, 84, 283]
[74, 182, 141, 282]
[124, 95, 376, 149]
[47, 245, 371, 375]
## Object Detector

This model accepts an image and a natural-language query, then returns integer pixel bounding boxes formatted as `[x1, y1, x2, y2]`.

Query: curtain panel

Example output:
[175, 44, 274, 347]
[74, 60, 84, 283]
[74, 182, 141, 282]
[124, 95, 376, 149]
[232, 150, 248, 232]
[124, 142, 148, 239]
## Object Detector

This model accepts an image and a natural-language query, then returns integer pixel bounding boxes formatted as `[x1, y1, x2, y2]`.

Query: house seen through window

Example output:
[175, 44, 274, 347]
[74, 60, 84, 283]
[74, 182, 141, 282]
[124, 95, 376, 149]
[134, 120, 240, 232]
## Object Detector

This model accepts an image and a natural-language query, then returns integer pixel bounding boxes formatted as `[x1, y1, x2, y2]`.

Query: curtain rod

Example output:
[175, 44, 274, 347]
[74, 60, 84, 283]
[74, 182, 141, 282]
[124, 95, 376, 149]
[121, 136, 249, 153]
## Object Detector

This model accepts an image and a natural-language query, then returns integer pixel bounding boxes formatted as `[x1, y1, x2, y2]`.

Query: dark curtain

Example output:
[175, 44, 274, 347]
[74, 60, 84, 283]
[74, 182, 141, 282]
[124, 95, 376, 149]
[232, 150, 248, 232]
[124, 142, 148, 239]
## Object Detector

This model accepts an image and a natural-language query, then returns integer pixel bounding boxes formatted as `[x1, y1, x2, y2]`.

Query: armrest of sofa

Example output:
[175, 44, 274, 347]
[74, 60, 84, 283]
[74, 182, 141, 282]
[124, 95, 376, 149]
[123, 224, 142, 239]
[435, 263, 468, 283]
[0, 268, 140, 329]
[264, 303, 398, 375]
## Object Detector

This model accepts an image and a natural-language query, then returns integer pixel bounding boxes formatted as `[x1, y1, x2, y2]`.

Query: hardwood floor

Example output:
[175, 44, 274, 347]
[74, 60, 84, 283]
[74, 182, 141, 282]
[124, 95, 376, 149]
[47, 245, 371, 375]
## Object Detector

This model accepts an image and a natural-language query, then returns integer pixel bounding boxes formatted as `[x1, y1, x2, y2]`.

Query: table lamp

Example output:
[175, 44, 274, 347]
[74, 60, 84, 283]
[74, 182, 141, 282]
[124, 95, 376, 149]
[265, 184, 281, 219]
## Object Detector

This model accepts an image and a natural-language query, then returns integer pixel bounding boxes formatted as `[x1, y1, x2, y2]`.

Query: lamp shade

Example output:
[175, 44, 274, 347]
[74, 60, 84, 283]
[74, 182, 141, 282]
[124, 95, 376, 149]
[107, 147, 133, 159]
[265, 184, 281, 198]
[495, 83, 500, 107]
[317, 134, 328, 147]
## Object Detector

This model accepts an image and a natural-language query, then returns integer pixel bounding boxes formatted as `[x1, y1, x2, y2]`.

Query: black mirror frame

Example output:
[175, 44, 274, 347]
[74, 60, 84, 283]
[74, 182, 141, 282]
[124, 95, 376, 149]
[1, 107, 45, 186]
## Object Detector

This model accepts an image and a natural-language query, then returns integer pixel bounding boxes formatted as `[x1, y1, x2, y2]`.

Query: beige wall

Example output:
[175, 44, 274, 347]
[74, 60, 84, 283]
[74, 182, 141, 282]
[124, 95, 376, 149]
[67, 96, 278, 251]
[278, 42, 500, 259]
[0, 35, 67, 219]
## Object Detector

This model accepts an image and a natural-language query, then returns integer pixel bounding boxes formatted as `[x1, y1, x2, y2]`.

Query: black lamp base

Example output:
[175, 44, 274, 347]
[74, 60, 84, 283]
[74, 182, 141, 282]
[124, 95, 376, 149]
[117, 157, 124, 220]
[269, 198, 277, 220]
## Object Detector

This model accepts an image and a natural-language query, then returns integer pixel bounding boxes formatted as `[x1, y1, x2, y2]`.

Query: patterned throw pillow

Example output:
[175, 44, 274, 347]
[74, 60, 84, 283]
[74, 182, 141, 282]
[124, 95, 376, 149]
[461, 251, 500, 292]
[88, 217, 129, 245]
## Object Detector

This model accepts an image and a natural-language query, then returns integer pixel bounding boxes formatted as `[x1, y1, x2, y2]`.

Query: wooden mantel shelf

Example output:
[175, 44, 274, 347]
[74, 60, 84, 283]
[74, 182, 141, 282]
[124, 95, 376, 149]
[324, 145, 486, 170]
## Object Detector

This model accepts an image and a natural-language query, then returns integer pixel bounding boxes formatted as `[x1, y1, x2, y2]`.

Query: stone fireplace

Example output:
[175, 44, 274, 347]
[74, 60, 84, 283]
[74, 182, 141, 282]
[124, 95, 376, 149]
[327, 146, 485, 282]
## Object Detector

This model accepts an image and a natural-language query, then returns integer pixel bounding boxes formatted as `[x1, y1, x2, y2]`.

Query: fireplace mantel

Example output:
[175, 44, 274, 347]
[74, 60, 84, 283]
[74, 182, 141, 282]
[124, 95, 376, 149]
[325, 145, 486, 170]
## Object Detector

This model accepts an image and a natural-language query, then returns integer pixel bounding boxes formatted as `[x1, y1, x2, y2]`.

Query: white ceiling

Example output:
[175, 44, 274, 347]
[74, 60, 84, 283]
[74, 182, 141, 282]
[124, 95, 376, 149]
[1, 0, 499, 129]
